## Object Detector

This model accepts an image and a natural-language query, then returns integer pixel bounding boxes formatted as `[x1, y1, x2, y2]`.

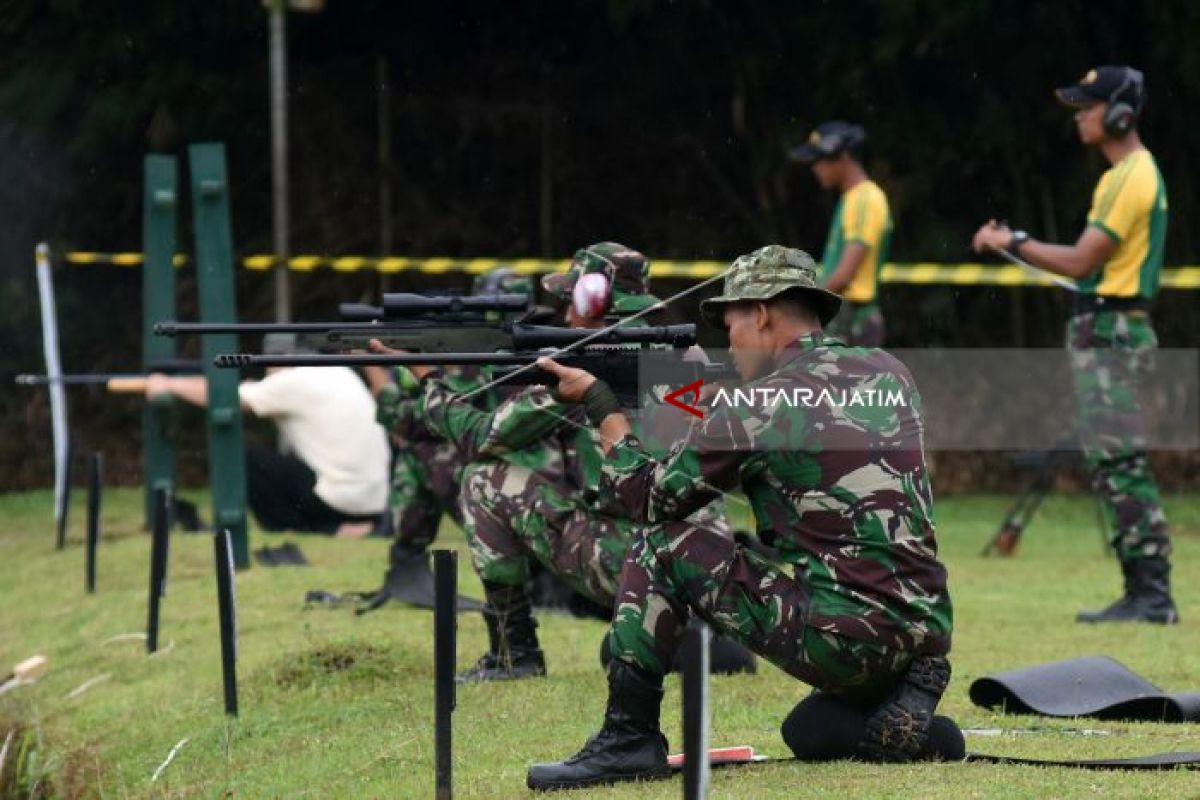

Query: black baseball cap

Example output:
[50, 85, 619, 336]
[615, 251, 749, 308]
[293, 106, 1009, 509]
[788, 121, 867, 163]
[1055, 66, 1144, 109]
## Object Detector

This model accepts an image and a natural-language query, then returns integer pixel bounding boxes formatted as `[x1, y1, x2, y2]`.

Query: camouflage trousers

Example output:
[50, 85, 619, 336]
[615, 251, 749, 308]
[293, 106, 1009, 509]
[1067, 310, 1170, 560]
[609, 521, 912, 705]
[460, 459, 635, 607]
[827, 301, 885, 348]
[389, 439, 465, 552]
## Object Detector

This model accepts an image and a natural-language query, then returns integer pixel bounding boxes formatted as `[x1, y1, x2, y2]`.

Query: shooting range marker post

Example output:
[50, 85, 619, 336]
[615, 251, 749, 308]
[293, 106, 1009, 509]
[214, 528, 239, 716]
[189, 143, 249, 568]
[55, 437, 75, 550]
[146, 487, 170, 653]
[142, 155, 179, 529]
[85, 451, 103, 593]
[681, 620, 712, 800]
[34, 242, 70, 550]
[433, 549, 457, 800]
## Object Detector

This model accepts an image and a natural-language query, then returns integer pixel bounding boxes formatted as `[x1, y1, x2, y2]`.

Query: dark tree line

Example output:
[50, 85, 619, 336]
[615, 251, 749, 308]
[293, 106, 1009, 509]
[2, 0, 1197, 488]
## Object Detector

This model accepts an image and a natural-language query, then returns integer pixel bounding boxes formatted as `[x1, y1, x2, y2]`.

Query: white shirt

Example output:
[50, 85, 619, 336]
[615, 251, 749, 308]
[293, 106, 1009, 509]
[238, 367, 389, 515]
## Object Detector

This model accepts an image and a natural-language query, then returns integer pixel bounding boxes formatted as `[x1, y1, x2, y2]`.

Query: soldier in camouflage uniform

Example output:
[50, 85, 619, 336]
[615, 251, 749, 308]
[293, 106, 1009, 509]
[403, 243, 741, 682]
[528, 246, 954, 789]
[972, 65, 1177, 624]
[361, 269, 531, 609]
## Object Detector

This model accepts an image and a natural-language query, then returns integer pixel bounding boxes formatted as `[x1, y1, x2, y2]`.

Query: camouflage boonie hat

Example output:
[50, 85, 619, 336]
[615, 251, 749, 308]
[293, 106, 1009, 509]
[699, 245, 842, 327]
[541, 241, 661, 315]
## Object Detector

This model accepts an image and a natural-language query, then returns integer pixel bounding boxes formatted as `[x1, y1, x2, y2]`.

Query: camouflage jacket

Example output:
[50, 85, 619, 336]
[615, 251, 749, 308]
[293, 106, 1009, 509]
[377, 366, 499, 443]
[600, 332, 953, 655]
[414, 377, 592, 486]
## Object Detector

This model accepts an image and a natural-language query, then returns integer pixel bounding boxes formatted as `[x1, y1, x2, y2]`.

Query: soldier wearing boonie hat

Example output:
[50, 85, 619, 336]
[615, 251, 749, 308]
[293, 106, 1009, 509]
[528, 244, 958, 790]
[699, 243, 842, 327]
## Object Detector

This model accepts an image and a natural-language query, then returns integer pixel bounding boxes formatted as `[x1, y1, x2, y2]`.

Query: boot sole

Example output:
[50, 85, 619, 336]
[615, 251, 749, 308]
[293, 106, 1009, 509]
[526, 766, 672, 792]
[455, 668, 547, 685]
[1076, 613, 1180, 624]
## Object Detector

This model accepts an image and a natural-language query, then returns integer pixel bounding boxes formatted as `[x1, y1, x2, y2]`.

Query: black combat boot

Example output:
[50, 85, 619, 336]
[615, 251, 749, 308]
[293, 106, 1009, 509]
[1077, 557, 1179, 624]
[857, 654, 951, 762]
[527, 660, 670, 791]
[456, 581, 547, 683]
[356, 542, 483, 613]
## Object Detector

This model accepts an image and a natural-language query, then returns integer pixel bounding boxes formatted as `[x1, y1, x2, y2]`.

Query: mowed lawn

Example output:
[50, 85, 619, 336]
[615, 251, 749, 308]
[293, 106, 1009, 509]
[1, 488, 1199, 799]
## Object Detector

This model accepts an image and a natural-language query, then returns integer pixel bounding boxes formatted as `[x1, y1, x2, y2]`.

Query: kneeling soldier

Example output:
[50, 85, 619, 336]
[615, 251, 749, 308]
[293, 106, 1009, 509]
[529, 245, 954, 789]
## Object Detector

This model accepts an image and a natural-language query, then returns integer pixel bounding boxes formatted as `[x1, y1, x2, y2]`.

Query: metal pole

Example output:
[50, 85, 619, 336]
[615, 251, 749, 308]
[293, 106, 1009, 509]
[269, 0, 291, 322]
[682, 621, 712, 800]
[214, 528, 239, 716]
[433, 549, 457, 800]
[55, 437, 74, 550]
[35, 243, 70, 544]
[86, 451, 103, 593]
[147, 487, 170, 653]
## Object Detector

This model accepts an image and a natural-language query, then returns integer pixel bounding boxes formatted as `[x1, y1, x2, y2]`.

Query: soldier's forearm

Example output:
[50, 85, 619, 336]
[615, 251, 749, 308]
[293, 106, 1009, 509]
[598, 413, 633, 455]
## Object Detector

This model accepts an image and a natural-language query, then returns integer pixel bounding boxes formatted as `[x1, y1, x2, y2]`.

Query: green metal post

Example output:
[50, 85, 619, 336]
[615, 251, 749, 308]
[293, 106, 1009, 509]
[142, 155, 178, 528]
[189, 143, 249, 568]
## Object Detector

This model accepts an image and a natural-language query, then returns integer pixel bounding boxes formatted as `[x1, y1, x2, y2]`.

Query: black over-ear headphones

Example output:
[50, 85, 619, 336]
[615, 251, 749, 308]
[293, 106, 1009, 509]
[1103, 67, 1144, 138]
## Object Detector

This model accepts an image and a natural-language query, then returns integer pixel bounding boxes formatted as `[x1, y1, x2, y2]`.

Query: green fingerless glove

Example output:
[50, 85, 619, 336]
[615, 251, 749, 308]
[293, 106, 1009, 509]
[582, 380, 621, 425]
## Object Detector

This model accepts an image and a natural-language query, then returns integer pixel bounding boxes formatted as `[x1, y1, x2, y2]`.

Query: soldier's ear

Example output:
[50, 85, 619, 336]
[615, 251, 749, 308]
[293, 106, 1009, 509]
[754, 302, 771, 331]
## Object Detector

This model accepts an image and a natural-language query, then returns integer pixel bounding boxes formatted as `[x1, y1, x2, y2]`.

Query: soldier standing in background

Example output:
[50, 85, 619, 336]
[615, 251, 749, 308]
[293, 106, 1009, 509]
[790, 121, 892, 347]
[972, 65, 1177, 625]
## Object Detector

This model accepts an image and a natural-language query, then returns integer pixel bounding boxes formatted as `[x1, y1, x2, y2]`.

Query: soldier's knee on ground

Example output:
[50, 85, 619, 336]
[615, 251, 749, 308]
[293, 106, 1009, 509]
[781, 691, 964, 762]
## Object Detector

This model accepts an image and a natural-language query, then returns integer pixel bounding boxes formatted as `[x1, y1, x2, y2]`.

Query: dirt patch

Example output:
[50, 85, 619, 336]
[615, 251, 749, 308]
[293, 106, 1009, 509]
[272, 642, 395, 690]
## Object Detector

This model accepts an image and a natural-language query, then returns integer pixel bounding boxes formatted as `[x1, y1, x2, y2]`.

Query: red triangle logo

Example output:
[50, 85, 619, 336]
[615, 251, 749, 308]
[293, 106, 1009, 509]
[664, 379, 705, 419]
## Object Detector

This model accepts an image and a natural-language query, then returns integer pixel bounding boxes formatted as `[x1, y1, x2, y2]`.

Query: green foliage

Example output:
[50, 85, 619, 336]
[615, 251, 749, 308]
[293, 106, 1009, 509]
[1, 489, 1199, 797]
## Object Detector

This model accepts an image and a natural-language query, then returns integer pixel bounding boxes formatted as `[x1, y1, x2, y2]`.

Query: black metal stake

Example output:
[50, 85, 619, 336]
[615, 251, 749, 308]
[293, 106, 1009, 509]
[214, 528, 239, 716]
[85, 451, 103, 593]
[433, 549, 457, 800]
[147, 488, 170, 653]
[56, 436, 74, 550]
[682, 620, 712, 800]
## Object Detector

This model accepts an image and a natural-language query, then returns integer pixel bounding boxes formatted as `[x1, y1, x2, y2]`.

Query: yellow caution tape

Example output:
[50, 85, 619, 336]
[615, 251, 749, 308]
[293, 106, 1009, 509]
[59, 251, 1200, 289]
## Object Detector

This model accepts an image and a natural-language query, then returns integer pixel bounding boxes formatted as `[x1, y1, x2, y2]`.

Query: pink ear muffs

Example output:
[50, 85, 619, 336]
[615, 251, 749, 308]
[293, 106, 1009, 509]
[572, 272, 611, 317]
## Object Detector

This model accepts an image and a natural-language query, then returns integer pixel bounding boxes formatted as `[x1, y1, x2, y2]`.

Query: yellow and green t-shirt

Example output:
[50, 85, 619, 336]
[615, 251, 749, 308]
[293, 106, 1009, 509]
[820, 179, 892, 304]
[1083, 149, 1168, 299]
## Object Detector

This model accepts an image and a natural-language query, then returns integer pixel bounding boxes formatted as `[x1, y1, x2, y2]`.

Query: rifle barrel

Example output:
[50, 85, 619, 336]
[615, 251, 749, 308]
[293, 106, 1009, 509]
[16, 359, 204, 385]
[214, 352, 540, 369]
[155, 320, 388, 336]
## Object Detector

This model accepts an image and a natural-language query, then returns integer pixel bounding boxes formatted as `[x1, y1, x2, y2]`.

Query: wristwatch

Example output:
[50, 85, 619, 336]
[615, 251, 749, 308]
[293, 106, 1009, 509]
[1007, 229, 1030, 256]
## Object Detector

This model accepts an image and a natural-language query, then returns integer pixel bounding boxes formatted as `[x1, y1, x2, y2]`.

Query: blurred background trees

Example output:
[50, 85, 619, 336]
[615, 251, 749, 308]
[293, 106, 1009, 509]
[2, 0, 1197, 488]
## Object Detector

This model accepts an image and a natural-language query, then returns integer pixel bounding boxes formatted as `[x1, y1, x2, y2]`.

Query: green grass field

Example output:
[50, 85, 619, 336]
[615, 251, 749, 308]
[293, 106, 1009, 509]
[2, 488, 1199, 798]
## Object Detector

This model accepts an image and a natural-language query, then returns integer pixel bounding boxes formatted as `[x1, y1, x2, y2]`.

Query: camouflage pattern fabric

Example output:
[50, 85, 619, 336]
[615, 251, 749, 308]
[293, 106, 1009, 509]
[460, 458, 636, 605]
[611, 518, 915, 704]
[700, 245, 842, 327]
[376, 366, 503, 551]
[1067, 310, 1170, 560]
[827, 301, 885, 347]
[599, 331, 953, 692]
[416, 376, 732, 605]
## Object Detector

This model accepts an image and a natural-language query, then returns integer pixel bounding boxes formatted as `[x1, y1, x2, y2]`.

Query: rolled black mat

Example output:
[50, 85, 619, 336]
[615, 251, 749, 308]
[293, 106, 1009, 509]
[970, 656, 1200, 722]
